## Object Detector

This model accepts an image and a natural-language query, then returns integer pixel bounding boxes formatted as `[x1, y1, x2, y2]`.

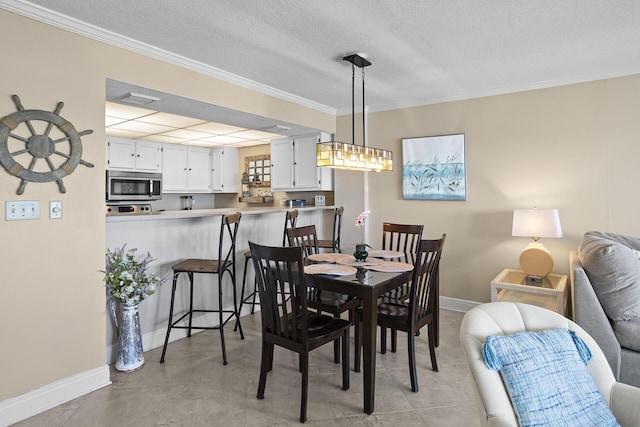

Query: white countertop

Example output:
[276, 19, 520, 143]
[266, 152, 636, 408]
[106, 205, 335, 222]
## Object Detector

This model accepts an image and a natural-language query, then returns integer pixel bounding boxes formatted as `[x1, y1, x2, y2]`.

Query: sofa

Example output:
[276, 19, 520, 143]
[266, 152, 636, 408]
[571, 231, 640, 387]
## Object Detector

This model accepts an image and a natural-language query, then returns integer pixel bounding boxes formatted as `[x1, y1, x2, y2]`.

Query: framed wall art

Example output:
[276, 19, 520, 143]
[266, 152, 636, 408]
[402, 133, 466, 201]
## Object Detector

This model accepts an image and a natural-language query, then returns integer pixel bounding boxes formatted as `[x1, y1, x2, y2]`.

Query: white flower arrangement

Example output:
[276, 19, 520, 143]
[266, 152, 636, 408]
[104, 246, 165, 306]
[355, 210, 371, 247]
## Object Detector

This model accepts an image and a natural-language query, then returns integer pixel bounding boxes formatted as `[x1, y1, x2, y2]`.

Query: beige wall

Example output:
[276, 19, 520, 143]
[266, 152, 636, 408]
[0, 10, 333, 403]
[336, 76, 640, 303]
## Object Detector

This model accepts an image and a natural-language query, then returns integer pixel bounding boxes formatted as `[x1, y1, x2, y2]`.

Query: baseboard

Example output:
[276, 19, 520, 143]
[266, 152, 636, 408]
[106, 303, 259, 362]
[0, 365, 111, 427]
[440, 296, 480, 313]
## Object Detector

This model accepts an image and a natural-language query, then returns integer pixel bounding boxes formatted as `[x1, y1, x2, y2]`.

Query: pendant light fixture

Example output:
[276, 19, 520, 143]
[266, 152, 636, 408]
[316, 54, 393, 172]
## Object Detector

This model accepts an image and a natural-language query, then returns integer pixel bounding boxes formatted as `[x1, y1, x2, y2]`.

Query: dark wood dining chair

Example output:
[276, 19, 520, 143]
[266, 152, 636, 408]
[249, 242, 351, 423]
[356, 235, 445, 391]
[160, 212, 244, 366]
[287, 224, 360, 365]
[238, 209, 299, 320]
[318, 206, 344, 252]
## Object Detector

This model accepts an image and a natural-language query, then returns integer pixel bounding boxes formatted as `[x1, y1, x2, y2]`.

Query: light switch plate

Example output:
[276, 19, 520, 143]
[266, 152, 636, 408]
[6, 200, 40, 221]
[50, 201, 62, 219]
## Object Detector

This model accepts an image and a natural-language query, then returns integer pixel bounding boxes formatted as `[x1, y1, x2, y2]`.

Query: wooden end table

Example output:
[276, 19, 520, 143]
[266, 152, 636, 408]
[490, 268, 569, 315]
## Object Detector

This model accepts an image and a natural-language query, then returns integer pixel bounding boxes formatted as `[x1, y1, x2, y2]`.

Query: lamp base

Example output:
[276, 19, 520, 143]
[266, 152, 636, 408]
[519, 242, 553, 280]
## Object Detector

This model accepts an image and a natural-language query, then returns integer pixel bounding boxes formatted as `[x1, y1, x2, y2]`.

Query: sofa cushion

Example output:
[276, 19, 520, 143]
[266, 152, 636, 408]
[579, 231, 640, 352]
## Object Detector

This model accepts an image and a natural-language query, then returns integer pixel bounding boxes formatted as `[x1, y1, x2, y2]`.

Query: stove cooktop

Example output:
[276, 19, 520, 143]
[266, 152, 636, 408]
[106, 204, 152, 216]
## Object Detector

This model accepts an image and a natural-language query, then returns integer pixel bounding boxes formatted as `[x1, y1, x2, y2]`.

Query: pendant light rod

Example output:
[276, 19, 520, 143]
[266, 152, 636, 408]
[343, 54, 371, 148]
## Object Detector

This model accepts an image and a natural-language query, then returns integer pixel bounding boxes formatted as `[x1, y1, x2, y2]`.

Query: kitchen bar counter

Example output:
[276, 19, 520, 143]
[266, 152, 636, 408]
[105, 204, 335, 364]
[106, 204, 335, 222]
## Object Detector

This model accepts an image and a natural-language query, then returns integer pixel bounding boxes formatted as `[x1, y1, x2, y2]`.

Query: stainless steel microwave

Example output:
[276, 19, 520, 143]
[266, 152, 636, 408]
[106, 170, 162, 201]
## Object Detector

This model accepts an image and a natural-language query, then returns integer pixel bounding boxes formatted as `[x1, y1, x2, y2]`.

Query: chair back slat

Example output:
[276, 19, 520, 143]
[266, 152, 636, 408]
[332, 207, 344, 252]
[382, 223, 424, 253]
[249, 242, 307, 342]
[409, 235, 446, 324]
[287, 225, 319, 257]
[282, 209, 299, 246]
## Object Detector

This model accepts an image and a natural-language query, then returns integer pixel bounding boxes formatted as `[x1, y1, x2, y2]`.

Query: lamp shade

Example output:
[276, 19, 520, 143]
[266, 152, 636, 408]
[512, 209, 562, 240]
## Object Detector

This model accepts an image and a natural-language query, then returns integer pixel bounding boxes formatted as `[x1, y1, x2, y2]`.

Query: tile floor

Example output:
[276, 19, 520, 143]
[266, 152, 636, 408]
[15, 309, 481, 426]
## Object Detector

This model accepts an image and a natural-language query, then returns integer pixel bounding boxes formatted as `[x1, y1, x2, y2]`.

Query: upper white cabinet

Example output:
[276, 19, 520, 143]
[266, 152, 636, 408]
[271, 133, 333, 191]
[162, 145, 211, 193]
[106, 137, 162, 172]
[211, 147, 239, 193]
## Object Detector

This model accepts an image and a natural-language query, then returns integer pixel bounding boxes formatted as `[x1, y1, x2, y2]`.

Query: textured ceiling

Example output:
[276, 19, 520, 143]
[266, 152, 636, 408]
[6, 0, 640, 115]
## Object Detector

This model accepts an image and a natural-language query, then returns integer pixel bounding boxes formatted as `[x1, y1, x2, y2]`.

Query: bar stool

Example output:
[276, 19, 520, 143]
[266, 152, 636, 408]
[318, 206, 344, 253]
[160, 212, 243, 366]
[237, 210, 298, 317]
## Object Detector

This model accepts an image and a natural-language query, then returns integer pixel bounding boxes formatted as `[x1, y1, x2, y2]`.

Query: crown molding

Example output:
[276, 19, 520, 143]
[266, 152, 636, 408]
[2, 0, 337, 116]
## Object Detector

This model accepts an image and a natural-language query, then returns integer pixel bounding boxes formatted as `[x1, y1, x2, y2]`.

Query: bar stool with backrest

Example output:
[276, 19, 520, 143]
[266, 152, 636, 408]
[287, 224, 360, 365]
[238, 210, 298, 317]
[318, 206, 344, 253]
[160, 212, 244, 366]
[249, 241, 351, 423]
[355, 235, 446, 389]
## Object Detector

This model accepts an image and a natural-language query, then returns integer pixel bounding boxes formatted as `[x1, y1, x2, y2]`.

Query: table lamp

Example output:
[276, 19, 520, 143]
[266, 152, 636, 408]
[512, 208, 563, 285]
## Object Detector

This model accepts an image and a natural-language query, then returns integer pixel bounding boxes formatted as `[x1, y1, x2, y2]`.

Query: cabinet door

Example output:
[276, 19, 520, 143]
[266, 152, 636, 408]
[106, 137, 135, 170]
[187, 146, 211, 192]
[162, 144, 188, 192]
[220, 147, 238, 193]
[271, 138, 294, 191]
[134, 140, 162, 172]
[293, 135, 320, 190]
[210, 148, 223, 191]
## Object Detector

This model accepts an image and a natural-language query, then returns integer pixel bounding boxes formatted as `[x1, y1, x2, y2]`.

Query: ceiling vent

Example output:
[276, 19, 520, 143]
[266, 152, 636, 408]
[117, 92, 160, 105]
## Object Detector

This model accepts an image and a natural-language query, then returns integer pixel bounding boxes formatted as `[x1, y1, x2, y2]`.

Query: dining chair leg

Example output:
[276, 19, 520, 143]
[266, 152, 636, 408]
[342, 329, 350, 390]
[408, 330, 418, 392]
[257, 343, 270, 399]
[391, 329, 398, 353]
[354, 311, 361, 373]
[300, 352, 309, 423]
[429, 322, 439, 372]
[380, 326, 387, 354]
[160, 272, 179, 363]
[267, 342, 275, 372]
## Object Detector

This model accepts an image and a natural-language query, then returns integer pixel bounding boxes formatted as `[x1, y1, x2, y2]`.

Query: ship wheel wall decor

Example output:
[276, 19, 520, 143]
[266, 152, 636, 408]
[0, 95, 94, 195]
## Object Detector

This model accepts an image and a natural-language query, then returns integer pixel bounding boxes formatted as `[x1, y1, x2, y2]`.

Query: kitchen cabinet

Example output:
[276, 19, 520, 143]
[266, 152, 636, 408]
[162, 144, 211, 193]
[211, 147, 238, 193]
[270, 133, 333, 191]
[106, 137, 162, 172]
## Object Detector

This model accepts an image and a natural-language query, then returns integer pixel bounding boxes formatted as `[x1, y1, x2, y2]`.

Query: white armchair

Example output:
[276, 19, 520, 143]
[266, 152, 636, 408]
[459, 302, 640, 427]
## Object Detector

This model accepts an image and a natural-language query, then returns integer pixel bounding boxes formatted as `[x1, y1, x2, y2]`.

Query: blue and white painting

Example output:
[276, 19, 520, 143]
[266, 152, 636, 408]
[402, 134, 466, 201]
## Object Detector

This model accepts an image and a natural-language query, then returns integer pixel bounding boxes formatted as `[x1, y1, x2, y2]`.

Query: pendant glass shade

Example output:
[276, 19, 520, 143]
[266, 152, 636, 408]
[316, 141, 393, 172]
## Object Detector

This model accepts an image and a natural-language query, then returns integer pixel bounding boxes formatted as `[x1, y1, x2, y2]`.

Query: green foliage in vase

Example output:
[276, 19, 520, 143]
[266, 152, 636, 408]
[104, 246, 166, 306]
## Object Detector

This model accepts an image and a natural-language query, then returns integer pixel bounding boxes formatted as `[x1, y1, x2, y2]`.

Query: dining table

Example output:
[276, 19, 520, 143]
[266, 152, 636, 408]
[303, 251, 415, 415]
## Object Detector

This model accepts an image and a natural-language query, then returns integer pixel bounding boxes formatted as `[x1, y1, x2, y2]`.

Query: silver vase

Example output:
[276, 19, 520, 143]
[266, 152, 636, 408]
[110, 299, 145, 371]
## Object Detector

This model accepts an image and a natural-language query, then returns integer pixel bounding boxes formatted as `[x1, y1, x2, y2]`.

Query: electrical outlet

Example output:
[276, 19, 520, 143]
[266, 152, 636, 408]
[6, 200, 40, 221]
[50, 201, 62, 219]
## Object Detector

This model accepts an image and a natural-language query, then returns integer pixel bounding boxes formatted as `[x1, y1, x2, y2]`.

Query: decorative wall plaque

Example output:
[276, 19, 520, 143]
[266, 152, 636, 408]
[0, 95, 94, 194]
